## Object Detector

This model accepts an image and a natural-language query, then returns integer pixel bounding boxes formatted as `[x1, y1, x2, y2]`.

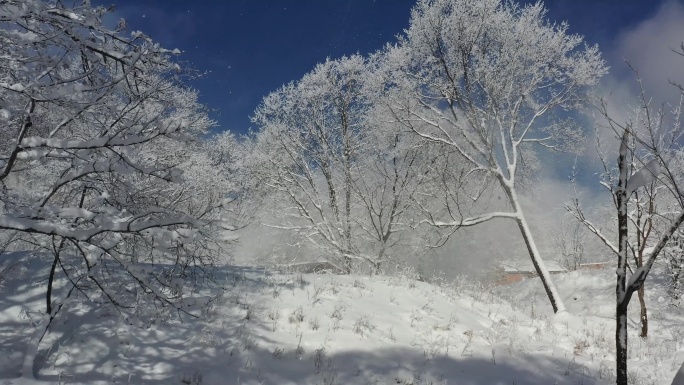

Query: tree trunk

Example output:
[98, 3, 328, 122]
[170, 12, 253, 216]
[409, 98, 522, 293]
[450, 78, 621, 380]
[373, 249, 385, 276]
[638, 286, 648, 338]
[616, 129, 630, 385]
[46, 252, 59, 315]
[616, 303, 629, 385]
[505, 185, 566, 313]
[22, 312, 52, 379]
[343, 256, 352, 274]
[22, 283, 76, 379]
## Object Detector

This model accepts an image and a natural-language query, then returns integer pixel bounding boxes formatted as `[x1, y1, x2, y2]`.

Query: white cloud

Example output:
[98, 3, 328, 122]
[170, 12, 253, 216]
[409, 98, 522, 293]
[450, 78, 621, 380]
[582, 0, 684, 172]
[608, 0, 684, 103]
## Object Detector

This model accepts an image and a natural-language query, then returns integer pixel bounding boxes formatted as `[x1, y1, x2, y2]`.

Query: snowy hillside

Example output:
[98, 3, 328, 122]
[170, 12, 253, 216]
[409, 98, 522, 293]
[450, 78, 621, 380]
[498, 265, 684, 385]
[2, 255, 683, 384]
[2, 1, 684, 385]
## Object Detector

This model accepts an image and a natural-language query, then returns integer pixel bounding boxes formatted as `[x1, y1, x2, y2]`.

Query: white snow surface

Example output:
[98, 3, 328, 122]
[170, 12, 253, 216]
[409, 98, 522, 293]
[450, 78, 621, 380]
[1, 254, 684, 384]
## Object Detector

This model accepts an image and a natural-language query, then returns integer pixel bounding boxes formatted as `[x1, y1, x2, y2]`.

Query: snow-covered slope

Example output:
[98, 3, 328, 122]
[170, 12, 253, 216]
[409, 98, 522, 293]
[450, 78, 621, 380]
[1, 256, 683, 384]
[498, 265, 684, 385]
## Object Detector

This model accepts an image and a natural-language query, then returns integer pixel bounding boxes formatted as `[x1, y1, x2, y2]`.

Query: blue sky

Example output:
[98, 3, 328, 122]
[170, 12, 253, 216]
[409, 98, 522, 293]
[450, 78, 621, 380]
[94, 0, 681, 136]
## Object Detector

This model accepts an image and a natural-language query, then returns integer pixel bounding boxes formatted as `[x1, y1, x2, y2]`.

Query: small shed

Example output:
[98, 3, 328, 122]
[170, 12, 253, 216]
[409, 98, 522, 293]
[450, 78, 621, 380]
[500, 260, 567, 285]
[578, 262, 610, 270]
[280, 260, 346, 275]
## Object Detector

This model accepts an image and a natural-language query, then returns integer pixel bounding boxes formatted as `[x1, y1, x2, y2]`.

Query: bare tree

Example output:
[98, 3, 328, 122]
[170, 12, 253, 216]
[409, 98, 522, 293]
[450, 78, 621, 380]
[249, 56, 367, 272]
[248, 55, 437, 273]
[663, 228, 684, 306]
[350, 98, 442, 273]
[549, 214, 587, 271]
[375, 0, 606, 312]
[568, 68, 684, 384]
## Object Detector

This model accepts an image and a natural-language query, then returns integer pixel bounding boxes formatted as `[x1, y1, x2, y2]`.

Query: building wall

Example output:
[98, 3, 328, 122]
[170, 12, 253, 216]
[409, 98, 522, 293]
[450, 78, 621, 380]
[497, 262, 610, 285]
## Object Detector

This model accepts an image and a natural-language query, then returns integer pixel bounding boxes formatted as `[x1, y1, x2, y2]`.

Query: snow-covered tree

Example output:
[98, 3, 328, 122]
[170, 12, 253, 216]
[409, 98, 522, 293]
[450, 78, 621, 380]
[0, 1, 235, 377]
[374, 0, 606, 313]
[548, 214, 587, 271]
[248, 55, 435, 273]
[569, 68, 684, 385]
[351, 101, 441, 273]
[664, 227, 684, 305]
[583, 127, 664, 340]
[248, 56, 367, 272]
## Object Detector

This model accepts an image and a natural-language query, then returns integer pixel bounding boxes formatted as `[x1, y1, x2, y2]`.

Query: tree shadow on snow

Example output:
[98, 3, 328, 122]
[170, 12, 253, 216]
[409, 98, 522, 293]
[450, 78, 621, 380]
[0, 262, 304, 384]
[189, 344, 604, 385]
[0, 252, 56, 378]
[0, 261, 604, 384]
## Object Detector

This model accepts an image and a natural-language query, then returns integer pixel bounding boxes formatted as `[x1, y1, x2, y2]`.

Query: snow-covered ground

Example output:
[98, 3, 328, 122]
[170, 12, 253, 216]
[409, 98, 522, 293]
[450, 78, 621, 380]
[1, 255, 684, 384]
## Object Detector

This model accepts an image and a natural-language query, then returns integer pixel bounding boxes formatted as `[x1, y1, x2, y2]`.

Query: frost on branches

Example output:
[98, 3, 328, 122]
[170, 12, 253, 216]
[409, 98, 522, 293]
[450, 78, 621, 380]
[373, 0, 607, 313]
[664, 229, 684, 305]
[568, 62, 684, 384]
[0, 1, 237, 377]
[247, 55, 435, 274]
